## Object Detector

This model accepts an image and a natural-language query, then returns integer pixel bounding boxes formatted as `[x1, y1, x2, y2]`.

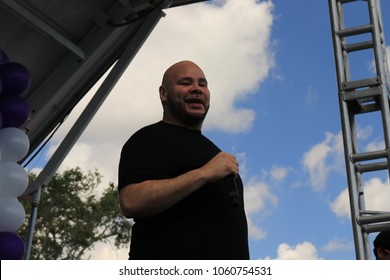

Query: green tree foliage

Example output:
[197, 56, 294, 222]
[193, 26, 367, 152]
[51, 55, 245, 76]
[18, 167, 131, 260]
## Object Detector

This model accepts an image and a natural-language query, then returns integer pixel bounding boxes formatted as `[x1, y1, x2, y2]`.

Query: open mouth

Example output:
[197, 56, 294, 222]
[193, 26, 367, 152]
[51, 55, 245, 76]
[187, 102, 204, 109]
[186, 99, 205, 109]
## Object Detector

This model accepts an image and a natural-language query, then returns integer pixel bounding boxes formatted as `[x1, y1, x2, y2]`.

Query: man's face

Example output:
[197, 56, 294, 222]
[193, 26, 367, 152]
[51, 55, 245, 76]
[160, 62, 210, 128]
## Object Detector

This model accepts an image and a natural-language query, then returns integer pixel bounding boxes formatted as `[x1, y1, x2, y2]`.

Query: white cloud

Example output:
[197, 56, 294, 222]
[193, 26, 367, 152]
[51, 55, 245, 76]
[270, 165, 290, 181]
[322, 238, 354, 252]
[266, 242, 321, 260]
[305, 85, 318, 109]
[357, 125, 373, 141]
[364, 177, 390, 210]
[246, 217, 267, 240]
[302, 126, 390, 220]
[244, 178, 278, 240]
[302, 136, 332, 191]
[300, 125, 388, 194]
[238, 153, 278, 240]
[302, 132, 343, 191]
[329, 187, 350, 218]
[330, 177, 390, 219]
[366, 139, 385, 152]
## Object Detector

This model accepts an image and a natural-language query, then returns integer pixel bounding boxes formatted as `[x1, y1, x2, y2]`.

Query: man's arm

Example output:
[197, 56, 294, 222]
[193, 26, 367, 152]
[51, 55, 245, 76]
[119, 152, 238, 218]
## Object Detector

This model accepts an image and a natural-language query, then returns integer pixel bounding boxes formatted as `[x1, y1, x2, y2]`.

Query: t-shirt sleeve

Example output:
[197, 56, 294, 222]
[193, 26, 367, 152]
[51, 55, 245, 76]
[117, 130, 155, 192]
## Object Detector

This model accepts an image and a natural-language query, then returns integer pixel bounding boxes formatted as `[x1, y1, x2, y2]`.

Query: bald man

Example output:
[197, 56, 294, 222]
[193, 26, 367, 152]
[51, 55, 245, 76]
[118, 61, 249, 260]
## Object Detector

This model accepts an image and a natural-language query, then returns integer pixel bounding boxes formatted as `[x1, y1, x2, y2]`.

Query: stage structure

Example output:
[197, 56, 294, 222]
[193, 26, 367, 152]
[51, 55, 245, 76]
[0, 0, 208, 259]
[328, 0, 390, 259]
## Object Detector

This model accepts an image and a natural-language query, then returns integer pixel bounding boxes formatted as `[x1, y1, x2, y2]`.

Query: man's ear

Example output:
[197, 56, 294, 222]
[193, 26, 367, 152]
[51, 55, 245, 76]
[159, 85, 168, 102]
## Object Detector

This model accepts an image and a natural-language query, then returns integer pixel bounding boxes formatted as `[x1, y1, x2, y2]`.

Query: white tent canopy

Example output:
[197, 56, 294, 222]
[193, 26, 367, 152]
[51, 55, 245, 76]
[1, 0, 207, 168]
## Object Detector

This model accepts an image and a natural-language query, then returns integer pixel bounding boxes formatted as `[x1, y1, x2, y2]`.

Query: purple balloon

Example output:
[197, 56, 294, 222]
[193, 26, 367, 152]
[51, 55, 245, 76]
[0, 62, 31, 96]
[0, 231, 25, 260]
[0, 50, 10, 65]
[0, 95, 29, 128]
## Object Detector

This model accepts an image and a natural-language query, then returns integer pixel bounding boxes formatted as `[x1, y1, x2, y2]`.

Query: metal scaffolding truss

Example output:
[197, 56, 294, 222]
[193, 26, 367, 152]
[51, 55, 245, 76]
[328, 0, 390, 259]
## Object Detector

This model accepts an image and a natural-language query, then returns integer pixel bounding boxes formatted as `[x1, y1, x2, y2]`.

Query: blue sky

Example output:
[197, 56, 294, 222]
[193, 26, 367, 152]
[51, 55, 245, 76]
[26, 0, 390, 260]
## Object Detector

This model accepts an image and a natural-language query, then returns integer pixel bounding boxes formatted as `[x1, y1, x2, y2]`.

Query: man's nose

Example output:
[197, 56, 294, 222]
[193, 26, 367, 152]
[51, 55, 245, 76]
[190, 84, 203, 95]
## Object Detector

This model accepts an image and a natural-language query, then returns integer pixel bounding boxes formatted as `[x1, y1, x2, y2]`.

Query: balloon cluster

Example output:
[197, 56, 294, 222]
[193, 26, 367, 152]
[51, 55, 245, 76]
[0, 49, 31, 259]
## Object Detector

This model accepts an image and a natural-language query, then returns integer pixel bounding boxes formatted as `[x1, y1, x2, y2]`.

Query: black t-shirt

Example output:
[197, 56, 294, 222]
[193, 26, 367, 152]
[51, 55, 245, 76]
[118, 121, 249, 260]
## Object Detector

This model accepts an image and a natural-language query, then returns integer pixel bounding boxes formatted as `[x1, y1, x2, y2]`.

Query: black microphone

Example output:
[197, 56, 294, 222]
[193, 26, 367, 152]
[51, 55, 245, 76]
[225, 174, 240, 207]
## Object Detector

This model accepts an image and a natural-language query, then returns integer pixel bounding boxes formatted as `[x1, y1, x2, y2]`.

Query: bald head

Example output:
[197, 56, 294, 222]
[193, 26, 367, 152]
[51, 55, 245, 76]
[162, 60, 206, 89]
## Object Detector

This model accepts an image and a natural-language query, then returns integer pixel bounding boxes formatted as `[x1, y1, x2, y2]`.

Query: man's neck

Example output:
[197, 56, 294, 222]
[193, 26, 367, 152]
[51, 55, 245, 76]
[162, 117, 202, 131]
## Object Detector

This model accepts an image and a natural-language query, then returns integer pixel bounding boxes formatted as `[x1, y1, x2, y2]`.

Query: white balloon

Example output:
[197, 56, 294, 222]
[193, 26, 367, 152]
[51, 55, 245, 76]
[0, 162, 29, 197]
[0, 197, 26, 232]
[0, 127, 29, 162]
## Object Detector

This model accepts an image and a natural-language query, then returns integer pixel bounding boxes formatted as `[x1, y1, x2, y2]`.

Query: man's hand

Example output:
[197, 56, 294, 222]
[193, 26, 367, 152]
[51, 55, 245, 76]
[200, 152, 239, 182]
